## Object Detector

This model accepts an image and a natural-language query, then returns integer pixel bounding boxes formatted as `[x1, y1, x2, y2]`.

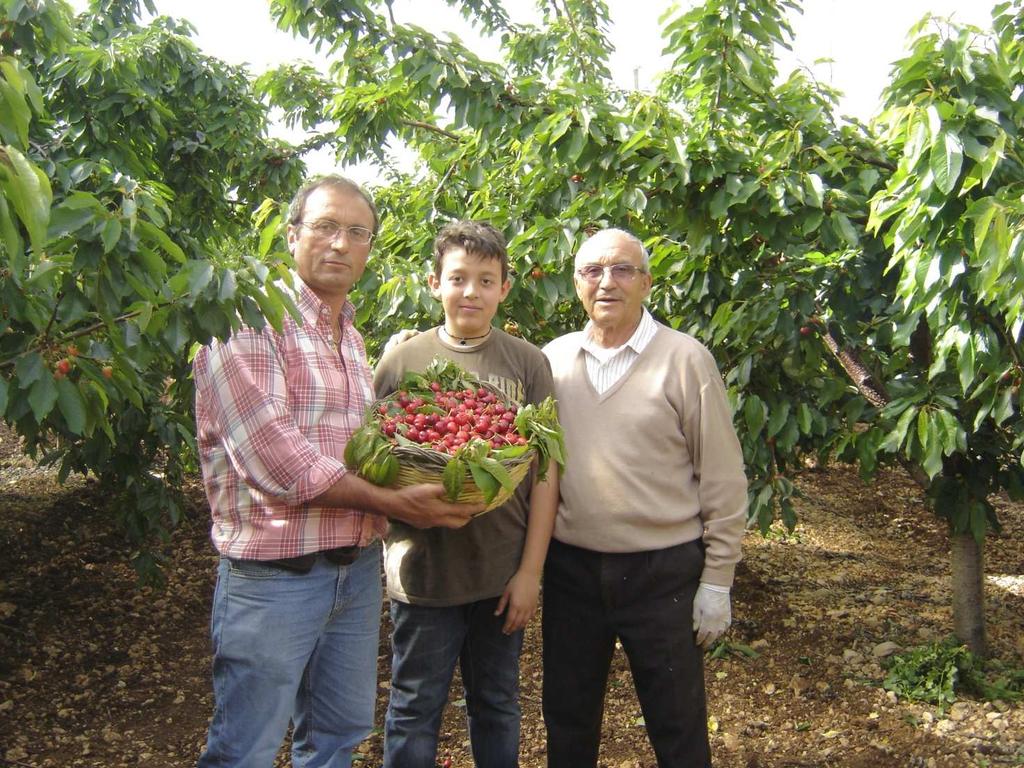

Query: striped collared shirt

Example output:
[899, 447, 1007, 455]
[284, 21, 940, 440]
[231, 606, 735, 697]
[193, 278, 384, 560]
[581, 309, 659, 394]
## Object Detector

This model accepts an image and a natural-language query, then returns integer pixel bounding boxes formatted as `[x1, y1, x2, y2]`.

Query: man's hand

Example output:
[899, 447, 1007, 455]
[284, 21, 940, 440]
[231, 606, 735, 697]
[494, 568, 541, 635]
[692, 583, 731, 648]
[389, 483, 481, 529]
[383, 329, 421, 355]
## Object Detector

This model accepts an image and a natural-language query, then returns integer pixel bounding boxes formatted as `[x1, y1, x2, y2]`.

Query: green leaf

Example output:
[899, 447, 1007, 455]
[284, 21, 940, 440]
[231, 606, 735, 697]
[803, 173, 823, 208]
[478, 456, 515, 491]
[14, 352, 46, 386]
[968, 197, 998, 257]
[0, 65, 31, 147]
[766, 402, 790, 438]
[100, 218, 122, 254]
[881, 405, 917, 453]
[991, 387, 1014, 426]
[218, 269, 237, 301]
[1, 145, 53, 252]
[0, 376, 8, 415]
[56, 378, 87, 435]
[137, 220, 186, 263]
[259, 214, 282, 258]
[920, 411, 943, 478]
[830, 212, 859, 247]
[442, 456, 465, 501]
[188, 260, 214, 297]
[797, 403, 812, 435]
[162, 312, 190, 352]
[930, 131, 963, 195]
[978, 132, 1004, 188]
[935, 410, 961, 455]
[28, 375, 58, 422]
[957, 337, 976, 394]
[743, 395, 766, 435]
[468, 460, 501, 504]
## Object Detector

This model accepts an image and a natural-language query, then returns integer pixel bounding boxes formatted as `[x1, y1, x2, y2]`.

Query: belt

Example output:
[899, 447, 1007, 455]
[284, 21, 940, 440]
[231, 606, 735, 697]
[263, 545, 366, 573]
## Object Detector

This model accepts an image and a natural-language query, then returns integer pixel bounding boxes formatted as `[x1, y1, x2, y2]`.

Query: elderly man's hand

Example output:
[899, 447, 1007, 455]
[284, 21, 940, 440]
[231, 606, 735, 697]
[692, 583, 731, 648]
[383, 329, 420, 354]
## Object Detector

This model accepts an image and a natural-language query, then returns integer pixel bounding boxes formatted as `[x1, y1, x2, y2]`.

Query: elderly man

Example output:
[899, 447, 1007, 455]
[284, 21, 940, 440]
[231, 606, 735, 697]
[541, 228, 748, 767]
[193, 174, 479, 768]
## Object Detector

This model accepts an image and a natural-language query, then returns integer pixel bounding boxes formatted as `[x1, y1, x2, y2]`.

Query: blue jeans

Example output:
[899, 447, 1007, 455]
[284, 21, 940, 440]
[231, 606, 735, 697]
[383, 597, 523, 768]
[197, 545, 382, 768]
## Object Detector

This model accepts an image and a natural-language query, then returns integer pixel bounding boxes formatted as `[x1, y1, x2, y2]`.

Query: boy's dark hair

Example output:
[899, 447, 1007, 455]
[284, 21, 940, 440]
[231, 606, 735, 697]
[288, 174, 379, 234]
[432, 220, 509, 281]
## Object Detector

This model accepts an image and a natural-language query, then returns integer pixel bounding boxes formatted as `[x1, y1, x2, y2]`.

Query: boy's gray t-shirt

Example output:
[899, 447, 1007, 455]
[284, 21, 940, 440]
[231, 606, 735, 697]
[373, 327, 555, 606]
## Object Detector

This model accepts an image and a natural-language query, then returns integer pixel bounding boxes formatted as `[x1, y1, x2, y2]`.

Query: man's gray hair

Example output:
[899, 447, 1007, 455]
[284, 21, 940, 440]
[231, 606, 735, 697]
[288, 174, 379, 234]
[575, 228, 650, 271]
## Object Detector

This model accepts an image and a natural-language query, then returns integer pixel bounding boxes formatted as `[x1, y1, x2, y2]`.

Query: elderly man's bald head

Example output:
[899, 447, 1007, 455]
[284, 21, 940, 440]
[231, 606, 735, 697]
[574, 228, 650, 271]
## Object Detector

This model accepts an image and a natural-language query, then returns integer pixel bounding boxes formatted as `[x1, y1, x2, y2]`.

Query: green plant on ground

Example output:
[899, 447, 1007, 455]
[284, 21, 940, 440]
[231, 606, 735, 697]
[882, 638, 1024, 711]
[707, 639, 761, 661]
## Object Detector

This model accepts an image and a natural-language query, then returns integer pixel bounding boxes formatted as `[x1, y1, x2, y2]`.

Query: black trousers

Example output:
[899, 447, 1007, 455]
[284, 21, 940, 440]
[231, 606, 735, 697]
[541, 537, 711, 768]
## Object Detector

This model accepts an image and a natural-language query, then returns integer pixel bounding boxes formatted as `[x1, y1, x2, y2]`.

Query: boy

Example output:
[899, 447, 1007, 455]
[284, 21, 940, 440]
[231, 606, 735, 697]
[374, 220, 559, 768]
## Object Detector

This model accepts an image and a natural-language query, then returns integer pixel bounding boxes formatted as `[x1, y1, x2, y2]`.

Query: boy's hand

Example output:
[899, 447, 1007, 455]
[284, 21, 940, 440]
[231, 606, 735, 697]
[383, 328, 420, 354]
[495, 569, 541, 634]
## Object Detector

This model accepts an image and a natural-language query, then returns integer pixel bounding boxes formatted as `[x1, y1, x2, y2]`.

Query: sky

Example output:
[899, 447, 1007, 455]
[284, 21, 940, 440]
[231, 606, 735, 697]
[73, 0, 993, 182]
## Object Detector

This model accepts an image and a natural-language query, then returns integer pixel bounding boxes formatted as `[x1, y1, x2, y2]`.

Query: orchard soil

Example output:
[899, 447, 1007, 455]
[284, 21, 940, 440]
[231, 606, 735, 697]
[1, 426, 1022, 768]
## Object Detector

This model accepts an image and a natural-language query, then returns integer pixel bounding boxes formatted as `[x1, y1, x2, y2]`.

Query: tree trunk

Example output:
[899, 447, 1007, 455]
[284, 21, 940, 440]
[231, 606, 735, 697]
[950, 532, 987, 657]
[820, 334, 991, 655]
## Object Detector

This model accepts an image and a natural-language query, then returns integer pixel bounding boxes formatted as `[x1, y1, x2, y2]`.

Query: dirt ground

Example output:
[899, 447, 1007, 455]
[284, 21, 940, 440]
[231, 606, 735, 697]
[1, 426, 1022, 768]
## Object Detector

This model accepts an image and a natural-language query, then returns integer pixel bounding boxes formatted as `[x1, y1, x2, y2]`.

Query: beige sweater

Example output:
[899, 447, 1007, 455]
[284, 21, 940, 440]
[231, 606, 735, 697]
[543, 323, 748, 586]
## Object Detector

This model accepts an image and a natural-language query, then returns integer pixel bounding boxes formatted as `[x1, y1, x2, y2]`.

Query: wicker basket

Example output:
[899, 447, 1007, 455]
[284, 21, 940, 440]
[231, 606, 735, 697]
[371, 379, 535, 513]
[391, 443, 535, 513]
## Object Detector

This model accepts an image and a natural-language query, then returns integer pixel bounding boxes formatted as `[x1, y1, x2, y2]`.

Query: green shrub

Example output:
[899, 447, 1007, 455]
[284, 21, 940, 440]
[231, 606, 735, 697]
[883, 639, 1024, 711]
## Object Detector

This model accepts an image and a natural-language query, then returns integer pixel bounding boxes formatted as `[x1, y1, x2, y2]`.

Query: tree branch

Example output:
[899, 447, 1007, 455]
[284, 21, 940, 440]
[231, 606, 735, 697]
[0, 307, 153, 371]
[820, 328, 931, 491]
[400, 119, 461, 141]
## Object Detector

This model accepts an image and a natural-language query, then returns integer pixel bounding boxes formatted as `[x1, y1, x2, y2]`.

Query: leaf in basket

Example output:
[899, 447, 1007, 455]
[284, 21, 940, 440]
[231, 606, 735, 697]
[491, 444, 530, 460]
[477, 456, 516, 492]
[344, 425, 379, 470]
[468, 460, 502, 504]
[378, 452, 399, 485]
[442, 456, 466, 501]
[459, 438, 490, 462]
[538, 434, 566, 478]
[393, 432, 418, 448]
[360, 442, 398, 486]
[515, 396, 567, 476]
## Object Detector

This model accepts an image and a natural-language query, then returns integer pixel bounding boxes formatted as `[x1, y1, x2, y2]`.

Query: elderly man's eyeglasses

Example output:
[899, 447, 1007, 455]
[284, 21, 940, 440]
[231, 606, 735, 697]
[575, 263, 646, 283]
[301, 220, 374, 245]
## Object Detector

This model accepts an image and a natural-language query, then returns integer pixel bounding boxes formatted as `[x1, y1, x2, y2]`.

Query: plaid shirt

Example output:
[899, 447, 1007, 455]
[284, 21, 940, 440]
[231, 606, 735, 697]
[193, 279, 385, 559]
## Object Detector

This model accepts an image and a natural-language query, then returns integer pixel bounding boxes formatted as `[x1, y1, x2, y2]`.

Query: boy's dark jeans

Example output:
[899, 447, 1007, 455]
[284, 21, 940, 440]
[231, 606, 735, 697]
[384, 596, 524, 768]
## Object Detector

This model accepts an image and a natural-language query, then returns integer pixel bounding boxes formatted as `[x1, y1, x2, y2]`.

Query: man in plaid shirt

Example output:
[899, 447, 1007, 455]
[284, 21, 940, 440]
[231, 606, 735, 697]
[193, 175, 479, 768]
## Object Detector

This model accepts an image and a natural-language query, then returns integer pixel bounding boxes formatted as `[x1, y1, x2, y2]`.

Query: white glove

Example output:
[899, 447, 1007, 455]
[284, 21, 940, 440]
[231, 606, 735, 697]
[692, 582, 731, 648]
[383, 328, 420, 354]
